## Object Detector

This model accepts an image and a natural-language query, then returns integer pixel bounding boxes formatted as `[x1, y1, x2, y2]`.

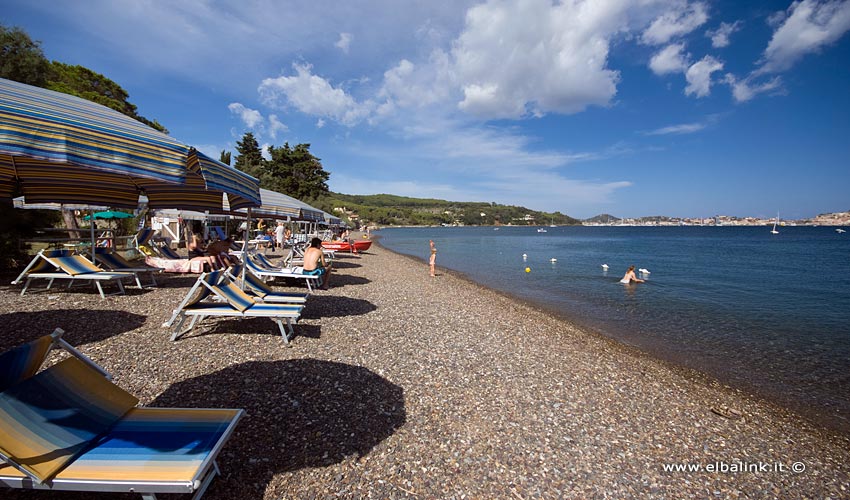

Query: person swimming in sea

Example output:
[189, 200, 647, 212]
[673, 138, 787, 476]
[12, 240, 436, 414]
[620, 265, 644, 284]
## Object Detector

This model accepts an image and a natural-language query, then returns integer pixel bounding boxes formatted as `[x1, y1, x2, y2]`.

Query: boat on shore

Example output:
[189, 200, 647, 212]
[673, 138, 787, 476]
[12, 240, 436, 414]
[322, 240, 373, 252]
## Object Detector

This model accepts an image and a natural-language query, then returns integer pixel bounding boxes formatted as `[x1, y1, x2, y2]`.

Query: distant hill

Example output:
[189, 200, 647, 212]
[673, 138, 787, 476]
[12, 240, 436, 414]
[321, 193, 581, 227]
[583, 214, 621, 224]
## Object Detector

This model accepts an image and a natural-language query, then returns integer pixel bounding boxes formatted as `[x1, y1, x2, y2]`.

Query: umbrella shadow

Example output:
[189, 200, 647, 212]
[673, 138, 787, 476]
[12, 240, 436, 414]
[326, 275, 371, 288]
[301, 295, 376, 319]
[0, 309, 146, 350]
[151, 359, 406, 494]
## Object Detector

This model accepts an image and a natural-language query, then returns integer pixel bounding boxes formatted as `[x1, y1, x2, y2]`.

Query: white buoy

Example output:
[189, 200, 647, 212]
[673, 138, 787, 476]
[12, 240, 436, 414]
[601, 264, 609, 269]
[639, 268, 650, 274]
[522, 253, 528, 260]
[550, 258, 557, 262]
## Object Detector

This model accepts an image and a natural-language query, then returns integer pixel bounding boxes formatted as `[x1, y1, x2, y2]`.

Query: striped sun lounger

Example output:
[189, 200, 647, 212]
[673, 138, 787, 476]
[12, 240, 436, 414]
[93, 248, 163, 288]
[225, 264, 308, 305]
[13, 250, 135, 299]
[0, 329, 243, 499]
[165, 270, 304, 345]
[244, 253, 321, 292]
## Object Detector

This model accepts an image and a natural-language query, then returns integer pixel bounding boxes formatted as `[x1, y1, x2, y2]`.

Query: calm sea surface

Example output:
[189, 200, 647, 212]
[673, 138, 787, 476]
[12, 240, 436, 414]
[377, 225, 850, 432]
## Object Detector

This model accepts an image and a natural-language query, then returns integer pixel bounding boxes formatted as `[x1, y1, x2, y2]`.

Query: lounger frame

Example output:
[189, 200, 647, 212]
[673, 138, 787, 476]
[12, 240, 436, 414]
[165, 271, 303, 345]
[12, 250, 134, 298]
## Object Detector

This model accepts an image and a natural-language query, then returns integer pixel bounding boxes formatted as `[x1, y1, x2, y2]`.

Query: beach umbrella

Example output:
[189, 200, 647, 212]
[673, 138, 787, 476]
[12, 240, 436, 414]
[0, 77, 260, 258]
[0, 78, 260, 211]
[82, 210, 134, 221]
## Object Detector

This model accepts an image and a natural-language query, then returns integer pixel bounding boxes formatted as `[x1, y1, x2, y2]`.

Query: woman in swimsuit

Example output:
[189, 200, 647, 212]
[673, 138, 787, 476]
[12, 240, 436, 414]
[620, 265, 644, 284]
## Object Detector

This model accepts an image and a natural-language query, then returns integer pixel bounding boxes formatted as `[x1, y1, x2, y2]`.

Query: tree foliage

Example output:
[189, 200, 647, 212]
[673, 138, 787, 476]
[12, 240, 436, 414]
[233, 132, 264, 179]
[264, 143, 329, 202]
[0, 25, 50, 87]
[231, 134, 331, 203]
[219, 150, 231, 166]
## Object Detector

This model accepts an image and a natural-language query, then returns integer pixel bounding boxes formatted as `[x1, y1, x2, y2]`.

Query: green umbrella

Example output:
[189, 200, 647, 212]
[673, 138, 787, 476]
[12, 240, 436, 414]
[82, 211, 134, 221]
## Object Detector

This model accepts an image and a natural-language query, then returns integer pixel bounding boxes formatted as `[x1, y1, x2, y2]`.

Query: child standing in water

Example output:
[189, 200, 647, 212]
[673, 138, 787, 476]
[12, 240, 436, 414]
[429, 240, 437, 277]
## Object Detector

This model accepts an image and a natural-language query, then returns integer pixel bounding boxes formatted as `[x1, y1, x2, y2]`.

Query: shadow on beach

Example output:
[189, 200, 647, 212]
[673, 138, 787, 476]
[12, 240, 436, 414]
[302, 295, 376, 319]
[0, 309, 146, 350]
[151, 359, 407, 497]
[326, 275, 370, 288]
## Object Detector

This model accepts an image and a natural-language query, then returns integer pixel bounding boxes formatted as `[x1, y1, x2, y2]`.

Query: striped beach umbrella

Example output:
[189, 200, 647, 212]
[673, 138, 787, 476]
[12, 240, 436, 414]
[238, 188, 324, 221]
[0, 77, 260, 211]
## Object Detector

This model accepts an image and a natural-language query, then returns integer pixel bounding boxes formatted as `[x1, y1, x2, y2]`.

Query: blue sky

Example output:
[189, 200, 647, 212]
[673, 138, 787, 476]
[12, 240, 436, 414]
[3, 0, 849, 219]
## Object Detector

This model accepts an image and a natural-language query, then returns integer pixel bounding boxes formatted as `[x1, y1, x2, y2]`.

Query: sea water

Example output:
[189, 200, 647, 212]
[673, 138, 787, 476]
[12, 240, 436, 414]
[377, 225, 850, 432]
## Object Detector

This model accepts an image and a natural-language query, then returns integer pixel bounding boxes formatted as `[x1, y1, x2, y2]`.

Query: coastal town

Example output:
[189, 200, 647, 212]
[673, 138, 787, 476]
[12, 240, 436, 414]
[582, 210, 850, 227]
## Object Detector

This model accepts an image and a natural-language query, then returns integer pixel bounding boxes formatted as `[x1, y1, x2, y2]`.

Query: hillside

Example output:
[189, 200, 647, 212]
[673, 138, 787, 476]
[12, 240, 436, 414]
[321, 193, 581, 227]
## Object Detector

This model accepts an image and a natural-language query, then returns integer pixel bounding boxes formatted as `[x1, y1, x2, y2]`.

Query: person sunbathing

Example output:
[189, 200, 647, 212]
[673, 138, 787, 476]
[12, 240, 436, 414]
[302, 237, 332, 290]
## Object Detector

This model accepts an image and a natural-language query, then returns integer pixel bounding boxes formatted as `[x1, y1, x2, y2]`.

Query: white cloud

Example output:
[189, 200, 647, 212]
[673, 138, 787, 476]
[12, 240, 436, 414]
[451, 0, 632, 119]
[724, 74, 783, 102]
[267, 114, 288, 139]
[316, 118, 326, 129]
[684, 55, 724, 97]
[227, 102, 264, 128]
[706, 20, 742, 48]
[641, 1, 708, 45]
[258, 63, 373, 126]
[644, 122, 705, 135]
[758, 0, 850, 74]
[335, 32, 353, 53]
[649, 43, 690, 75]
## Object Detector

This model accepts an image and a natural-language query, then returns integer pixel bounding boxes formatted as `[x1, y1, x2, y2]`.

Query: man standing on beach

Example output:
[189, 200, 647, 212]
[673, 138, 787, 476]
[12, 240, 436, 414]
[275, 221, 286, 250]
[429, 239, 437, 277]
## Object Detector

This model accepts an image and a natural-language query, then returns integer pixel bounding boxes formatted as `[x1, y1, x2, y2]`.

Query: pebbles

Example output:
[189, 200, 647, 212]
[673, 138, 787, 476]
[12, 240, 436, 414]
[0, 243, 848, 499]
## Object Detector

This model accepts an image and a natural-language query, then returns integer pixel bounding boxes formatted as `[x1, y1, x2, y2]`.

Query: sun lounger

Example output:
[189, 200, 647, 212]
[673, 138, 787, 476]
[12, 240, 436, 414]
[0, 328, 243, 499]
[93, 247, 163, 288]
[12, 250, 134, 299]
[165, 270, 304, 345]
[11, 249, 72, 285]
[244, 253, 321, 292]
[225, 264, 308, 304]
[131, 227, 157, 248]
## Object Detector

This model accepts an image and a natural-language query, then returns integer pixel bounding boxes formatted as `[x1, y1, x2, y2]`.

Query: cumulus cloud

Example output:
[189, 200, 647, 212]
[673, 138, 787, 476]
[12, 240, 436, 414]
[684, 55, 724, 97]
[452, 0, 626, 119]
[227, 102, 264, 128]
[724, 74, 783, 102]
[335, 32, 353, 53]
[758, 0, 850, 74]
[267, 114, 288, 139]
[706, 20, 742, 48]
[258, 63, 373, 126]
[641, 1, 708, 45]
[644, 122, 705, 135]
[649, 43, 690, 75]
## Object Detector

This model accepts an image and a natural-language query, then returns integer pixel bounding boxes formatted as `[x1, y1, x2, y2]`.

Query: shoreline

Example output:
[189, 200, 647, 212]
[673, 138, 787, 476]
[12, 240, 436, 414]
[1, 242, 848, 497]
[373, 236, 850, 439]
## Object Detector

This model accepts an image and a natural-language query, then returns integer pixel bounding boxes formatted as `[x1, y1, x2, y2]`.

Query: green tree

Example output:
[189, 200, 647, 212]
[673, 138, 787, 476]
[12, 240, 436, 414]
[263, 143, 330, 202]
[46, 62, 167, 133]
[233, 132, 264, 179]
[0, 24, 50, 87]
[219, 150, 232, 166]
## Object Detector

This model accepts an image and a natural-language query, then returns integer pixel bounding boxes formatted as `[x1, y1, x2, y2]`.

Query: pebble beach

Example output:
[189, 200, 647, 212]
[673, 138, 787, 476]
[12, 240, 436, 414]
[1, 239, 849, 499]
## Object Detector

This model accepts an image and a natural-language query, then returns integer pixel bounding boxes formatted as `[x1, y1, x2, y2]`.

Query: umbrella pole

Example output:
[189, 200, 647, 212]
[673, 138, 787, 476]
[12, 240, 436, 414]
[241, 208, 251, 289]
[90, 210, 96, 262]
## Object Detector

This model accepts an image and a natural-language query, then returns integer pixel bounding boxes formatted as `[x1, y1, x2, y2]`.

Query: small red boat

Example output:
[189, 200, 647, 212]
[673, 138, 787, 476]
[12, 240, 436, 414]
[322, 240, 372, 252]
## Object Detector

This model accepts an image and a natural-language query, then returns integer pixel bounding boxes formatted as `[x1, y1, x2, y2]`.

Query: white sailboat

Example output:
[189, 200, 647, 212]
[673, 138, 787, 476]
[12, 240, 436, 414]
[770, 213, 780, 234]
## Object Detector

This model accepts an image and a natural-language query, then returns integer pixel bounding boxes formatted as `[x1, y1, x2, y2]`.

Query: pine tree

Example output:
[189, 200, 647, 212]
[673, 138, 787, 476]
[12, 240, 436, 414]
[234, 132, 264, 179]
